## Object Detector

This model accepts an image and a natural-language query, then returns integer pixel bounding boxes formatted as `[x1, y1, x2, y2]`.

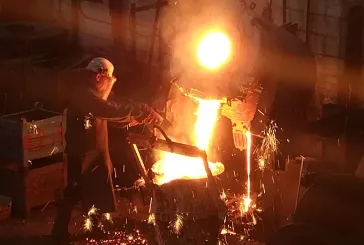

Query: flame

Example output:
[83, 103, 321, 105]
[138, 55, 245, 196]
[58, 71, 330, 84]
[152, 99, 224, 185]
[197, 31, 231, 69]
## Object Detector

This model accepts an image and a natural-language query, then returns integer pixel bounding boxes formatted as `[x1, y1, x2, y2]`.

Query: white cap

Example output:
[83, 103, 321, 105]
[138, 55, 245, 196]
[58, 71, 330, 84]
[86, 57, 114, 77]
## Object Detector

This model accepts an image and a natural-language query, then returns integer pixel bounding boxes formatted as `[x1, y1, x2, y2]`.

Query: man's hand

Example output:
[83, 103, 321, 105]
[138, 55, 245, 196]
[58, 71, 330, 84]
[143, 110, 163, 125]
[137, 104, 163, 126]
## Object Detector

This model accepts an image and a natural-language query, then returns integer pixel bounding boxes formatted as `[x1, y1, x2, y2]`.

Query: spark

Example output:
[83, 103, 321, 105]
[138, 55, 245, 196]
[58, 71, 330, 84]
[256, 121, 279, 170]
[173, 214, 184, 234]
[104, 213, 113, 223]
[221, 228, 236, 235]
[258, 158, 265, 170]
[251, 213, 257, 225]
[88, 205, 98, 216]
[240, 196, 252, 215]
[83, 217, 93, 232]
[148, 198, 153, 213]
[148, 213, 156, 226]
[220, 190, 227, 200]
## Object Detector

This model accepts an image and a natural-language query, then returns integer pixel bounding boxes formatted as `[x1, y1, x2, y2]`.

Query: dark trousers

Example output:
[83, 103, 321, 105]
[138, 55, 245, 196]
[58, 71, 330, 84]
[52, 155, 82, 235]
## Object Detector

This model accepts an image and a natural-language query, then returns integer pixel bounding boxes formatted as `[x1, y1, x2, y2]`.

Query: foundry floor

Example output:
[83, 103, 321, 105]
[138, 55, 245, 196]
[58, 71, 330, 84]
[0, 197, 155, 245]
[0, 199, 265, 245]
[0, 162, 304, 245]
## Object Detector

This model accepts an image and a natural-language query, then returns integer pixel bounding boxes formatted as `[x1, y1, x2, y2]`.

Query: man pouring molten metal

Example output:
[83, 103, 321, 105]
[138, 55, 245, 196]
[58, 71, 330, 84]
[51, 57, 161, 244]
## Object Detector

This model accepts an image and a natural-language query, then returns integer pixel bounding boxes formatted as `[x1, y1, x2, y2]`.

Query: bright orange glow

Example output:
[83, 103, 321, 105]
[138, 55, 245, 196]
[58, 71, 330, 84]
[197, 31, 231, 69]
[152, 99, 224, 185]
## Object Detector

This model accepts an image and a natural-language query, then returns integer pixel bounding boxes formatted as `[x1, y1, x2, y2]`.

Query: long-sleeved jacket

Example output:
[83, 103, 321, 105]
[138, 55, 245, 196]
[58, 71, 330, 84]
[66, 86, 147, 156]
[65, 84, 149, 213]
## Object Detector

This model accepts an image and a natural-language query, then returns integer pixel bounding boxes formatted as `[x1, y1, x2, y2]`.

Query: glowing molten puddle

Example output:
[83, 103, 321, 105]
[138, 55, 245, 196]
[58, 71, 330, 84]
[152, 99, 224, 185]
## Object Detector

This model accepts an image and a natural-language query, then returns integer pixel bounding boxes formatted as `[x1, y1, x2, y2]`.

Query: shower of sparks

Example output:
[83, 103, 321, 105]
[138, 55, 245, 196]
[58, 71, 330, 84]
[241, 130, 252, 214]
[226, 194, 261, 219]
[172, 214, 184, 234]
[88, 205, 99, 216]
[219, 192, 263, 243]
[240, 196, 252, 215]
[256, 121, 279, 170]
[86, 229, 148, 245]
[147, 213, 156, 226]
[83, 217, 93, 232]
[219, 214, 250, 243]
[215, 131, 262, 243]
[258, 158, 265, 170]
[83, 205, 103, 232]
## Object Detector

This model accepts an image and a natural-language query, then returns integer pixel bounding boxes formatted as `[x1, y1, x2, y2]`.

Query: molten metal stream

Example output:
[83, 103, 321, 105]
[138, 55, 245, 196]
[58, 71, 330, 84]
[246, 131, 252, 206]
[242, 131, 252, 213]
[194, 99, 221, 149]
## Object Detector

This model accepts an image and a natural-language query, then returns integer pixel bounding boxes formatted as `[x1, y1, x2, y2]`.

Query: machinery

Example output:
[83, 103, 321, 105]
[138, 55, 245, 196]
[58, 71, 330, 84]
[158, 0, 317, 170]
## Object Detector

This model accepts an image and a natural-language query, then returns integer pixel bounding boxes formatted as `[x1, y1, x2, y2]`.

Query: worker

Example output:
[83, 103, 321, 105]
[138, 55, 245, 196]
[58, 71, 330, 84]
[51, 57, 161, 244]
